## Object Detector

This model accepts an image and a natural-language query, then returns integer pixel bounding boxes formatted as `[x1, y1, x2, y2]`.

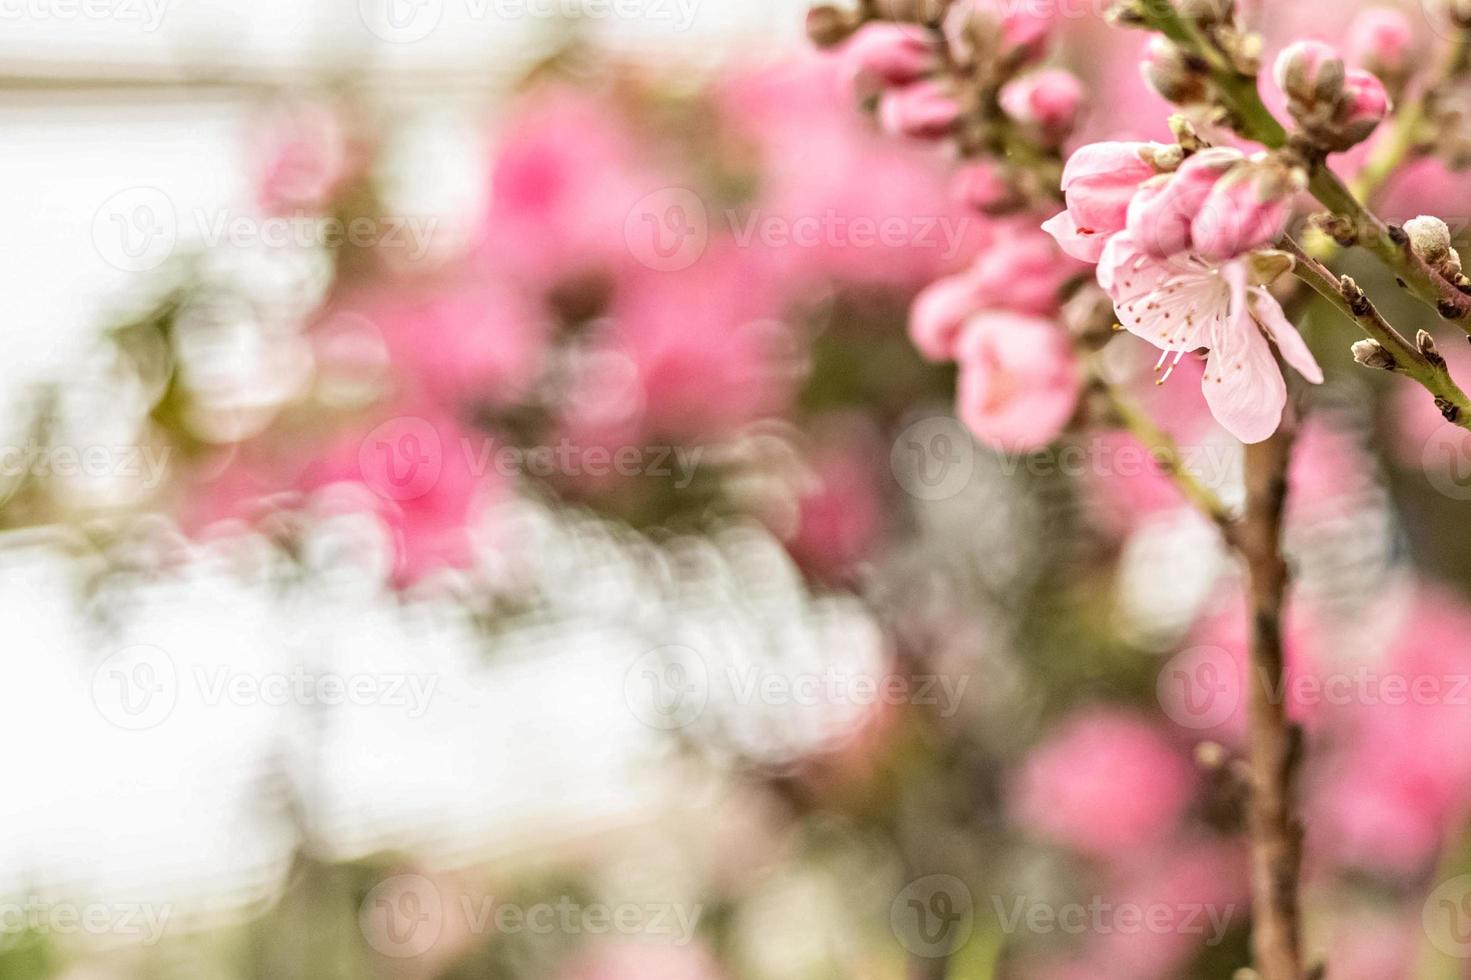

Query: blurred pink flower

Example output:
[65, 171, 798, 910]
[1012, 707, 1195, 857]
[956, 311, 1081, 453]
[329, 279, 549, 410]
[839, 22, 937, 94]
[999, 69, 1085, 146]
[788, 421, 886, 578]
[878, 81, 961, 140]
[251, 101, 357, 215]
[1345, 7, 1416, 79]
[300, 406, 501, 585]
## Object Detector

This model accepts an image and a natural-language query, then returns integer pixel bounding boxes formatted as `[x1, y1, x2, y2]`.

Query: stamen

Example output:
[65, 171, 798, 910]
[1156, 350, 1187, 386]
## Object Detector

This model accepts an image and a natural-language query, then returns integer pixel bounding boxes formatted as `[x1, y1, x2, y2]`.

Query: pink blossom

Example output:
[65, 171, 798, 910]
[300, 407, 501, 585]
[251, 101, 355, 215]
[1125, 148, 1244, 260]
[956, 312, 1081, 453]
[839, 22, 936, 94]
[952, 161, 1014, 212]
[1011, 708, 1196, 857]
[1042, 141, 1161, 262]
[1191, 167, 1296, 263]
[999, 69, 1084, 145]
[946, 0, 1053, 68]
[878, 81, 961, 140]
[1346, 7, 1416, 79]
[788, 421, 885, 579]
[1099, 236, 1323, 443]
[1274, 39, 1346, 107]
[910, 273, 985, 362]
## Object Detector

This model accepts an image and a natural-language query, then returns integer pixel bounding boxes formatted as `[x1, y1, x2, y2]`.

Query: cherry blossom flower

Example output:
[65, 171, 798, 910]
[1099, 236, 1323, 443]
[1041, 141, 1163, 262]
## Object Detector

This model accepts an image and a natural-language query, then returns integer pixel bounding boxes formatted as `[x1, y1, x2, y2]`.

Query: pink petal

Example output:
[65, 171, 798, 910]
[1249, 288, 1325, 384]
[1100, 235, 1223, 352]
[1201, 306, 1288, 444]
[1060, 141, 1152, 192]
[1041, 210, 1108, 263]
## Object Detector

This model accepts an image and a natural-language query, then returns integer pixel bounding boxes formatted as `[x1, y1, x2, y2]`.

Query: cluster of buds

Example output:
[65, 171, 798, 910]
[1126, 148, 1303, 261]
[1275, 40, 1391, 152]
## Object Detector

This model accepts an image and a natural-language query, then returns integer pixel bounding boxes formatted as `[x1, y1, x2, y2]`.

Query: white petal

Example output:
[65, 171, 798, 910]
[1202, 309, 1288, 444]
[1103, 236, 1227, 352]
[1250, 288, 1325, 384]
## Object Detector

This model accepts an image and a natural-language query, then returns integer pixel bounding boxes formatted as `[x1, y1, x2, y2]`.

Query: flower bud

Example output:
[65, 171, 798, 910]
[1326, 68, 1391, 149]
[944, 0, 1052, 71]
[1191, 159, 1301, 262]
[878, 81, 961, 139]
[840, 22, 937, 92]
[910, 274, 982, 361]
[1142, 36, 1211, 104]
[1405, 215, 1464, 277]
[1351, 338, 1397, 370]
[1345, 8, 1415, 84]
[1275, 40, 1346, 109]
[874, 0, 948, 23]
[952, 162, 1018, 212]
[1126, 147, 1245, 258]
[806, 4, 860, 48]
[999, 69, 1085, 145]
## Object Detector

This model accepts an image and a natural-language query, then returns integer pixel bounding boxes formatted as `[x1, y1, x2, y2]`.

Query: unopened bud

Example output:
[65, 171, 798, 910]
[878, 80, 961, 139]
[1139, 142, 1186, 172]
[1142, 36, 1211, 104]
[1351, 339, 1397, 370]
[1418, 328, 1447, 364]
[806, 4, 860, 48]
[945, 0, 1052, 71]
[1275, 40, 1346, 109]
[1326, 69, 1391, 150]
[1404, 215, 1464, 278]
[999, 68, 1085, 145]
[1345, 8, 1415, 85]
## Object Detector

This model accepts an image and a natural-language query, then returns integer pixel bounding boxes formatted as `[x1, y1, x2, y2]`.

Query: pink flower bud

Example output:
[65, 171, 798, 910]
[956, 312, 1080, 453]
[909, 274, 982, 361]
[1191, 165, 1297, 262]
[1331, 68, 1391, 148]
[1125, 148, 1244, 259]
[1042, 142, 1160, 262]
[840, 22, 937, 94]
[952, 162, 1016, 212]
[1274, 39, 1346, 108]
[945, 0, 1052, 70]
[1346, 8, 1415, 81]
[878, 81, 961, 140]
[999, 69, 1084, 145]
[1141, 35, 1210, 105]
